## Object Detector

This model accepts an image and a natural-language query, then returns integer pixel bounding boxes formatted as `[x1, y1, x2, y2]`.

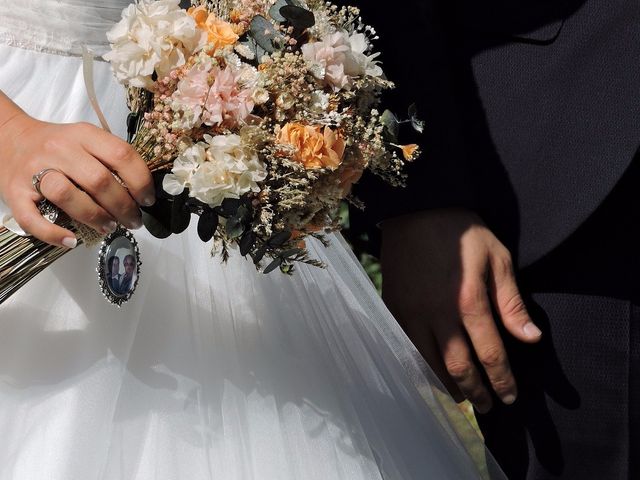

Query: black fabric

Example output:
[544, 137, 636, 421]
[346, 1, 640, 477]
[478, 158, 640, 479]
[350, 0, 640, 267]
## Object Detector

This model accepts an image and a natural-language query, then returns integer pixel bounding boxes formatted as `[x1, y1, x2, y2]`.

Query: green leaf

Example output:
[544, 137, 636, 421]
[279, 5, 315, 30]
[249, 15, 283, 53]
[197, 210, 219, 242]
[267, 230, 292, 247]
[263, 257, 283, 274]
[381, 109, 400, 141]
[239, 230, 256, 256]
[268, 0, 290, 22]
[141, 200, 172, 239]
[252, 244, 268, 264]
[226, 215, 244, 239]
[279, 248, 303, 259]
[216, 197, 241, 217]
[170, 192, 191, 234]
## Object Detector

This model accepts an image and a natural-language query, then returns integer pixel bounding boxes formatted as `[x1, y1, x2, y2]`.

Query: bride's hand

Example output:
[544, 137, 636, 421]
[0, 107, 155, 249]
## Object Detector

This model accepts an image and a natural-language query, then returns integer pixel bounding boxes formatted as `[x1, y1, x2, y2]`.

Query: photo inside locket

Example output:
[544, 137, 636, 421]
[103, 236, 137, 297]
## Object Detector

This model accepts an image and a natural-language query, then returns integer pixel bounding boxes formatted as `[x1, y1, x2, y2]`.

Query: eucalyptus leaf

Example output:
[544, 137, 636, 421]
[226, 215, 244, 239]
[279, 248, 303, 259]
[170, 193, 191, 234]
[381, 109, 400, 141]
[197, 210, 219, 242]
[151, 171, 172, 200]
[252, 244, 268, 264]
[141, 201, 172, 239]
[280, 5, 315, 30]
[217, 198, 241, 217]
[268, 0, 290, 22]
[263, 257, 283, 274]
[239, 231, 257, 256]
[249, 15, 283, 53]
[267, 230, 292, 247]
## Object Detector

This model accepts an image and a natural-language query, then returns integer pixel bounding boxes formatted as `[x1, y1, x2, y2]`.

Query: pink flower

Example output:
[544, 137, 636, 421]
[202, 65, 256, 128]
[170, 63, 257, 130]
[171, 63, 210, 128]
[301, 31, 363, 91]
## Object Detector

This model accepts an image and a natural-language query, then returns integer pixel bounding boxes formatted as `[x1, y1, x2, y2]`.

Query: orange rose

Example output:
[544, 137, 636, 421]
[189, 6, 239, 51]
[277, 123, 345, 170]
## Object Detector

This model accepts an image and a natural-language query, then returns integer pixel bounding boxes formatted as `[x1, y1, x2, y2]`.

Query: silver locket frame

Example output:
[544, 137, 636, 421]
[97, 226, 141, 306]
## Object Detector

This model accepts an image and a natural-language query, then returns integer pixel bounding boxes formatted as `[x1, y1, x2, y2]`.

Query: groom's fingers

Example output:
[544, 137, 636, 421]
[435, 323, 493, 413]
[459, 276, 518, 406]
[488, 250, 543, 343]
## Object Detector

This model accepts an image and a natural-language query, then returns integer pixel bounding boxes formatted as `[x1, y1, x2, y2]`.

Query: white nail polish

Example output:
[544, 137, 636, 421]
[62, 237, 77, 249]
[503, 394, 517, 405]
[129, 217, 143, 230]
[102, 221, 117, 234]
[142, 196, 156, 207]
[523, 323, 542, 338]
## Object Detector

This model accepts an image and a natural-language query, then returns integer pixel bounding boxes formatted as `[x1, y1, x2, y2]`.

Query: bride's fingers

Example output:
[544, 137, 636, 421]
[79, 124, 155, 207]
[10, 197, 77, 248]
[61, 155, 142, 229]
[37, 170, 118, 235]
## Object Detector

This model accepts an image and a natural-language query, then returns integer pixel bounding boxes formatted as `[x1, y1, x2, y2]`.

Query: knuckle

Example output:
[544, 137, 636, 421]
[75, 121, 95, 133]
[501, 292, 528, 319]
[84, 207, 103, 225]
[493, 252, 513, 277]
[87, 171, 113, 192]
[490, 376, 513, 394]
[44, 176, 74, 203]
[445, 360, 474, 383]
[42, 137, 65, 154]
[111, 142, 134, 163]
[458, 284, 486, 316]
[479, 345, 506, 369]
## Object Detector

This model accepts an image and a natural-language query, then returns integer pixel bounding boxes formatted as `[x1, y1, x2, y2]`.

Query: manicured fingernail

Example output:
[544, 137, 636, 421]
[523, 322, 542, 338]
[502, 394, 517, 405]
[128, 217, 143, 230]
[62, 236, 77, 249]
[102, 221, 118, 234]
[141, 195, 156, 207]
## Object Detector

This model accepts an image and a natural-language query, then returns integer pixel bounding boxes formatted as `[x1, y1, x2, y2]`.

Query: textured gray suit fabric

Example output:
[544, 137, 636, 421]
[477, 158, 640, 479]
[347, 0, 640, 477]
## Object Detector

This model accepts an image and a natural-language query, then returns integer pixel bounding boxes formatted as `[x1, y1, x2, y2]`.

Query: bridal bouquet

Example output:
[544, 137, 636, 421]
[0, 0, 421, 305]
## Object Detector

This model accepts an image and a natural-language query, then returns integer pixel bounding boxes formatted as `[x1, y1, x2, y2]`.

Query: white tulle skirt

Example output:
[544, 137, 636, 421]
[0, 44, 501, 480]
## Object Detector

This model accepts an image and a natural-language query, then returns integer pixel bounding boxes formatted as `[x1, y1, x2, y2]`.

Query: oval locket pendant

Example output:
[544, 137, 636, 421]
[97, 227, 141, 306]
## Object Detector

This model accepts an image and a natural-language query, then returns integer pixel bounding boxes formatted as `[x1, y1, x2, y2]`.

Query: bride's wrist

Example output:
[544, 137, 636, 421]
[0, 92, 40, 149]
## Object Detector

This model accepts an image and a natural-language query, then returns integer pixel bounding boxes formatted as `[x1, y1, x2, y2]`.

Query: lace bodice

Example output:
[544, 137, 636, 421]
[0, 0, 130, 56]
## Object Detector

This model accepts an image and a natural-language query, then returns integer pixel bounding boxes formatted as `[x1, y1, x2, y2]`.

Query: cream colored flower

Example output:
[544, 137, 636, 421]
[163, 134, 267, 207]
[104, 0, 204, 89]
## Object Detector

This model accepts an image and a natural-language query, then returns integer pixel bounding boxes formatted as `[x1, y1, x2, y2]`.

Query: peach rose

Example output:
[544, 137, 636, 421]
[277, 123, 345, 170]
[189, 6, 239, 51]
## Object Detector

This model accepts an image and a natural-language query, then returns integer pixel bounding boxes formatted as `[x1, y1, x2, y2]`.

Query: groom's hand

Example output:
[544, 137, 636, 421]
[380, 208, 542, 413]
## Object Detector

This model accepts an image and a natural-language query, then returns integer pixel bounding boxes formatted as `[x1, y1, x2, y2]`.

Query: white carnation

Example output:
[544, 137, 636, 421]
[104, 0, 205, 89]
[348, 33, 383, 78]
[163, 134, 267, 207]
[301, 31, 383, 91]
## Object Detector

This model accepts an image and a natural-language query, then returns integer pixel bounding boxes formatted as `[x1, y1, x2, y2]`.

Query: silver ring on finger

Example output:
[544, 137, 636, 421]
[32, 168, 63, 196]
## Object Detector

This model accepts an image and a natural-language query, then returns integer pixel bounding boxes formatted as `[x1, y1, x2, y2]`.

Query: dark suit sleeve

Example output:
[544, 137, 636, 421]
[349, 0, 479, 254]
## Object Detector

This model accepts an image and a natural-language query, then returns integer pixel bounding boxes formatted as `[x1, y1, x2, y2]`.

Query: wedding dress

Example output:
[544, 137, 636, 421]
[0, 1, 504, 479]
